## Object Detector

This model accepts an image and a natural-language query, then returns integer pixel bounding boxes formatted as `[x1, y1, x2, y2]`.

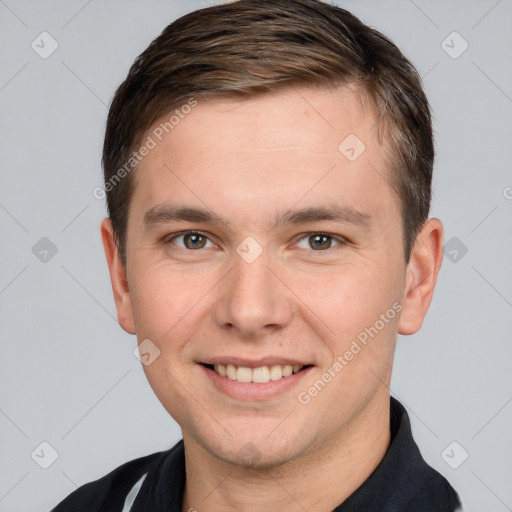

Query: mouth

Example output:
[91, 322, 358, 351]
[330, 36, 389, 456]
[202, 362, 312, 383]
[198, 357, 314, 400]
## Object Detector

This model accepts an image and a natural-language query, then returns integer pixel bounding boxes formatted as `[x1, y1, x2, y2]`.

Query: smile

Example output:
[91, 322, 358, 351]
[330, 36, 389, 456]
[207, 363, 307, 383]
[200, 358, 314, 400]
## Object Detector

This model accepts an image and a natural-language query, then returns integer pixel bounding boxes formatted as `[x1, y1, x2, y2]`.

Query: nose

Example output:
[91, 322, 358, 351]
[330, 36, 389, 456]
[213, 251, 293, 339]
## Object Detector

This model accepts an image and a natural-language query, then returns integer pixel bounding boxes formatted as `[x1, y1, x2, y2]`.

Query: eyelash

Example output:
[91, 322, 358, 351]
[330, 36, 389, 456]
[165, 230, 347, 252]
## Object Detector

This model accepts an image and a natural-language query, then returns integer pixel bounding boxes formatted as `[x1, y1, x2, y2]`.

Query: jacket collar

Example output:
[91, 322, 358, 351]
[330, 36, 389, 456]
[132, 397, 459, 511]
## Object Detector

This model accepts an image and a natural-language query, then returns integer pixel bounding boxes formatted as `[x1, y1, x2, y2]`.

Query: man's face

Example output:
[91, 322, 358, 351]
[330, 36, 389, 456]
[117, 87, 410, 466]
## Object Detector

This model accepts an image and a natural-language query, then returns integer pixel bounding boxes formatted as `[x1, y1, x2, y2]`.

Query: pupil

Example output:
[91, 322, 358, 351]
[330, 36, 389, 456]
[310, 234, 331, 250]
[186, 234, 205, 249]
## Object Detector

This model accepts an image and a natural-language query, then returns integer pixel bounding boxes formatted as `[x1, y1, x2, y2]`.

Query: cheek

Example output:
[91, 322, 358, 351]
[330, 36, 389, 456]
[129, 260, 215, 345]
[290, 260, 404, 387]
[299, 262, 401, 338]
[130, 263, 213, 413]
[294, 263, 402, 415]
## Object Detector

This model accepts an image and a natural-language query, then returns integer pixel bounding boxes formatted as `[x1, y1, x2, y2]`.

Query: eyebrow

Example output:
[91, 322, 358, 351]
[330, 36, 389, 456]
[275, 205, 372, 229]
[143, 204, 373, 231]
[144, 205, 232, 232]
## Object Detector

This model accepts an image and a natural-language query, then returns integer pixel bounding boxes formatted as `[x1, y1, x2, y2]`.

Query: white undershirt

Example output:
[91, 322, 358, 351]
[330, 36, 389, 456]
[120, 473, 147, 512]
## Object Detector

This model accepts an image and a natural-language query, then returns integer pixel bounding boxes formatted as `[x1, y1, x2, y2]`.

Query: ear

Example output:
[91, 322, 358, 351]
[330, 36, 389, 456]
[101, 218, 136, 334]
[398, 218, 444, 335]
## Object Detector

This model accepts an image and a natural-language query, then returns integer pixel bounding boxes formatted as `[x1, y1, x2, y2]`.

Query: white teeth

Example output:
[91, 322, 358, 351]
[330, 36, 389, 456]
[282, 365, 293, 377]
[236, 366, 253, 382]
[226, 364, 237, 380]
[269, 364, 283, 381]
[211, 363, 304, 383]
[252, 366, 270, 383]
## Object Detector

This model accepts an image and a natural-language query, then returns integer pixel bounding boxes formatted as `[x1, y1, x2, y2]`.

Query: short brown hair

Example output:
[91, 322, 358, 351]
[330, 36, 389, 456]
[103, 0, 433, 262]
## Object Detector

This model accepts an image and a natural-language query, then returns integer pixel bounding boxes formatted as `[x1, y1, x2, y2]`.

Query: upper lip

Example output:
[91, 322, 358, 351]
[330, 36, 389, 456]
[201, 357, 313, 368]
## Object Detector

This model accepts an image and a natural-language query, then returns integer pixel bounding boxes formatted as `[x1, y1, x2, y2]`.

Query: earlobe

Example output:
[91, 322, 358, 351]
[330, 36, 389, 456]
[398, 218, 444, 336]
[101, 218, 136, 334]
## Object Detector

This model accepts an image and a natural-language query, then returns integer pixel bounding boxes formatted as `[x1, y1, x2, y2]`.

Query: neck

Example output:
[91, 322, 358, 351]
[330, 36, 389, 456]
[182, 391, 391, 512]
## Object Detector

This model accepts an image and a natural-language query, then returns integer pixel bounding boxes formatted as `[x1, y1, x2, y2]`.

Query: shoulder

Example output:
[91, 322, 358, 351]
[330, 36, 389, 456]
[50, 448, 171, 512]
[403, 466, 462, 512]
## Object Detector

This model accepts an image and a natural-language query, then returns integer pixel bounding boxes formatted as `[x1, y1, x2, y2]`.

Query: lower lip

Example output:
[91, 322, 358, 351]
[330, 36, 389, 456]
[201, 365, 313, 401]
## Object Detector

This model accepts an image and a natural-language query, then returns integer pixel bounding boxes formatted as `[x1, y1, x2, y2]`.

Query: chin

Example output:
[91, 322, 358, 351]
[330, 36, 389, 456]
[190, 424, 315, 471]
[221, 443, 302, 470]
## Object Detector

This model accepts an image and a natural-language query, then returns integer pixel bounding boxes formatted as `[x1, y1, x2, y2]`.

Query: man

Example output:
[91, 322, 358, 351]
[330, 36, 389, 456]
[52, 0, 463, 510]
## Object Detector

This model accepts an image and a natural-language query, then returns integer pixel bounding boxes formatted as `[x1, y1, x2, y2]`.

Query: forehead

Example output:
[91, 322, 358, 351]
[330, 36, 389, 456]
[131, 86, 397, 226]
[168, 86, 379, 153]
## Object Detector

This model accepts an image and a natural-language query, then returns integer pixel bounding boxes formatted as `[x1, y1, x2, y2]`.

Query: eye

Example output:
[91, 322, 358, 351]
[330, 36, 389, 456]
[169, 231, 215, 250]
[295, 233, 343, 251]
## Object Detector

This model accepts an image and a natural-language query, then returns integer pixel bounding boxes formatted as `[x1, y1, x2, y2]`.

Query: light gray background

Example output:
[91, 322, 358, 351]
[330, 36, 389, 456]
[1, 0, 511, 511]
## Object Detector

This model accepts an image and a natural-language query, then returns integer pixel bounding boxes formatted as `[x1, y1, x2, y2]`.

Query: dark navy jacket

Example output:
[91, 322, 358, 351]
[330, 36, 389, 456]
[51, 398, 463, 511]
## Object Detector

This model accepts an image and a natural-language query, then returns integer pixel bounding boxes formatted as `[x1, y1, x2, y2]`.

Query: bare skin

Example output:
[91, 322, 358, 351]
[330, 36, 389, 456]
[102, 85, 443, 511]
